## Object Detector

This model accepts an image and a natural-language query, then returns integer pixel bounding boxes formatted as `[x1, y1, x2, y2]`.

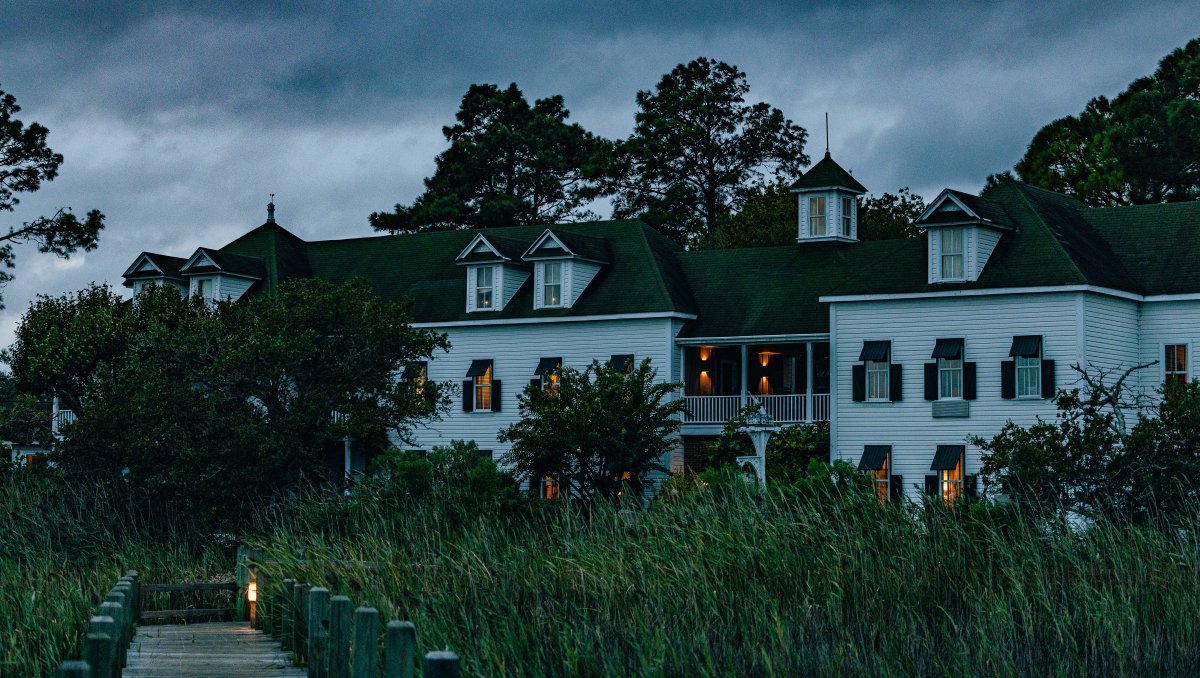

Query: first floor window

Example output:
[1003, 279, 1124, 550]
[543, 262, 563, 306]
[474, 363, 492, 410]
[859, 445, 891, 503]
[940, 227, 965, 280]
[1165, 344, 1188, 385]
[933, 445, 964, 503]
[809, 196, 827, 236]
[475, 266, 494, 309]
[404, 362, 428, 396]
[867, 360, 889, 400]
[535, 357, 562, 395]
[542, 474, 560, 500]
[841, 196, 853, 236]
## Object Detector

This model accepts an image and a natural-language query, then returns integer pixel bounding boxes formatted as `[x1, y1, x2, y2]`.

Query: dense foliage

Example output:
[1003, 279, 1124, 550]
[0, 85, 104, 305]
[370, 83, 608, 233]
[499, 359, 684, 502]
[1003, 37, 1200, 206]
[5, 279, 449, 526]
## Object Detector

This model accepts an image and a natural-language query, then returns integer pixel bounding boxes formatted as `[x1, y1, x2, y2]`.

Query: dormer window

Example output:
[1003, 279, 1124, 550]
[475, 266, 494, 310]
[542, 262, 563, 307]
[809, 197, 827, 236]
[939, 228, 965, 281]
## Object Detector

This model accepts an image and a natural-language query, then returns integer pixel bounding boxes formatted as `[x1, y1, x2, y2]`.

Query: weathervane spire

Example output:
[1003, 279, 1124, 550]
[825, 112, 829, 156]
[267, 194, 275, 223]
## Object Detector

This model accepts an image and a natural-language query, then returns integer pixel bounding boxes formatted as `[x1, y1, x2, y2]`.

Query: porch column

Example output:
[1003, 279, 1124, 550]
[343, 437, 352, 484]
[740, 344, 749, 408]
[806, 342, 814, 422]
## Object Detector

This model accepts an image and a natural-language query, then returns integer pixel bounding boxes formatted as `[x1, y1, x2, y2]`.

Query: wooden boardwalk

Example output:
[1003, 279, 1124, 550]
[123, 622, 305, 677]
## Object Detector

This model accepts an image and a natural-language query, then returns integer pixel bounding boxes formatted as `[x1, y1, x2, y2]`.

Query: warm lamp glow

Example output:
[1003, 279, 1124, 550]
[698, 346, 714, 361]
[758, 351, 779, 367]
[247, 581, 257, 602]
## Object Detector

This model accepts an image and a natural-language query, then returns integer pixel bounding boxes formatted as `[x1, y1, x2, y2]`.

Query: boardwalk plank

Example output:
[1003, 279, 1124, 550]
[124, 621, 305, 677]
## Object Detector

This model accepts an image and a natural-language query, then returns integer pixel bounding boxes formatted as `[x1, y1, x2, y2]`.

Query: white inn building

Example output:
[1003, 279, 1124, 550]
[121, 154, 1200, 501]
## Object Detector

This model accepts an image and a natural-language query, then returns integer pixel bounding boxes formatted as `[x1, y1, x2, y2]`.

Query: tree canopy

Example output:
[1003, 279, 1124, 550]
[857, 188, 926, 241]
[604, 57, 808, 246]
[0, 85, 104, 306]
[1008, 37, 1200, 206]
[370, 83, 609, 234]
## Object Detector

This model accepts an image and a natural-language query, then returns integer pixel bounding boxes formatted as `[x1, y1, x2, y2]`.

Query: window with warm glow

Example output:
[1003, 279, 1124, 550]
[542, 475, 560, 499]
[939, 356, 963, 399]
[869, 455, 889, 503]
[940, 455, 963, 502]
[939, 228, 965, 280]
[474, 364, 492, 410]
[809, 196, 827, 236]
[1165, 344, 1188, 385]
[543, 262, 563, 306]
[543, 371, 560, 395]
[841, 196, 853, 236]
[475, 266, 494, 309]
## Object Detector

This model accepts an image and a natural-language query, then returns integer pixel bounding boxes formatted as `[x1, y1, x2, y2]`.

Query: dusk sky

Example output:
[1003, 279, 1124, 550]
[1, 1, 1198, 350]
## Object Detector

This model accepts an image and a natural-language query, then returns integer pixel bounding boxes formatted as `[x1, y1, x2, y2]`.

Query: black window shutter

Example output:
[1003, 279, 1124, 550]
[924, 474, 938, 496]
[964, 362, 977, 400]
[462, 380, 474, 412]
[923, 362, 938, 401]
[889, 364, 903, 401]
[889, 475, 903, 502]
[491, 380, 502, 412]
[851, 364, 866, 402]
[530, 378, 542, 391]
[1041, 360, 1056, 399]
[965, 474, 978, 499]
[1000, 361, 1016, 399]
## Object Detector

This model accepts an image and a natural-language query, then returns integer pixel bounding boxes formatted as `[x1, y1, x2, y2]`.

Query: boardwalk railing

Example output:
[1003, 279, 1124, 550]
[56, 569, 140, 678]
[247, 551, 463, 678]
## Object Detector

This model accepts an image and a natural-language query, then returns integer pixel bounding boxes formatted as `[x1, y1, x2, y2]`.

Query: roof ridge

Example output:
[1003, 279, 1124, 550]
[635, 223, 689, 312]
[1008, 183, 1089, 284]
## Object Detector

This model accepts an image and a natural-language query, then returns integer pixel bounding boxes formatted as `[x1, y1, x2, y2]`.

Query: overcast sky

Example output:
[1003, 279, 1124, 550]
[1, 1, 1197, 351]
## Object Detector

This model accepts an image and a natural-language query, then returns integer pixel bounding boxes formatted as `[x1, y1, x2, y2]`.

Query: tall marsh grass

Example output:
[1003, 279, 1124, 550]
[255, 482, 1200, 676]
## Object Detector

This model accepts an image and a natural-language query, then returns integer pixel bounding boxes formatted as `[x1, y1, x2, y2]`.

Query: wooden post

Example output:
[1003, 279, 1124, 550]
[259, 570, 271, 634]
[307, 587, 330, 678]
[114, 582, 134, 659]
[328, 596, 351, 678]
[98, 603, 123, 672]
[122, 570, 140, 626]
[351, 607, 378, 678]
[235, 545, 250, 621]
[102, 591, 127, 668]
[423, 651, 460, 678]
[384, 620, 415, 678]
[280, 578, 296, 648]
[57, 660, 91, 677]
[294, 582, 311, 660]
[82, 628, 112, 676]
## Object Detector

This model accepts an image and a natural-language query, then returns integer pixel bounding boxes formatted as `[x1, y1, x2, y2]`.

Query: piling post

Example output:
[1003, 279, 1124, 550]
[328, 595, 351, 678]
[102, 591, 128, 667]
[57, 660, 91, 677]
[122, 570, 140, 626]
[423, 651, 461, 678]
[98, 603, 123, 671]
[85, 617, 115, 678]
[351, 607, 378, 678]
[384, 620, 415, 678]
[280, 578, 296, 647]
[307, 587, 330, 678]
[294, 582, 311, 660]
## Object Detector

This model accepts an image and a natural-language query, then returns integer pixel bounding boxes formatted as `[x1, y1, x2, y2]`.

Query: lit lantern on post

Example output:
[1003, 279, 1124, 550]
[247, 579, 257, 626]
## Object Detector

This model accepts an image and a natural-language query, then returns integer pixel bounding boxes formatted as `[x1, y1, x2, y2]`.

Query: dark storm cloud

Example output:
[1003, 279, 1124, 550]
[0, 1, 1197, 348]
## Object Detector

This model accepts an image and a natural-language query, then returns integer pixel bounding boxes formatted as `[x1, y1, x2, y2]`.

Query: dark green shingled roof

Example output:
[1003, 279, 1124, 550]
[943, 189, 1015, 228]
[267, 220, 696, 323]
[222, 222, 311, 293]
[540, 229, 611, 263]
[788, 152, 867, 193]
[1083, 200, 1200, 295]
[124, 252, 186, 280]
[186, 248, 267, 279]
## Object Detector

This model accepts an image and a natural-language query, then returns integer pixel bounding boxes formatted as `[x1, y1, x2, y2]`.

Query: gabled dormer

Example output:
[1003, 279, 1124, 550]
[455, 233, 530, 312]
[178, 248, 265, 302]
[917, 189, 1014, 284]
[121, 252, 188, 296]
[521, 229, 610, 310]
[790, 152, 868, 243]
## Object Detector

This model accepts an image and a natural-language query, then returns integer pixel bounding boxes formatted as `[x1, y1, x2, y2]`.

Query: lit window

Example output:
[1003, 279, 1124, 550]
[841, 196, 853, 236]
[543, 262, 563, 306]
[939, 356, 963, 399]
[1165, 344, 1188, 385]
[809, 196, 827, 236]
[535, 357, 562, 395]
[860, 446, 891, 503]
[404, 362, 428, 396]
[941, 455, 963, 502]
[940, 228, 965, 280]
[475, 267, 494, 309]
[542, 474, 560, 499]
[474, 364, 492, 410]
[867, 359, 889, 400]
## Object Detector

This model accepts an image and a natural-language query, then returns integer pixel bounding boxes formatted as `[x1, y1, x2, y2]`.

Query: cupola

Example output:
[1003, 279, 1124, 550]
[789, 151, 867, 243]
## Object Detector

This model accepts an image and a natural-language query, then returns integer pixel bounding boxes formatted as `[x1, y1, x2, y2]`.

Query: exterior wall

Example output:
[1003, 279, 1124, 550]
[407, 316, 680, 478]
[975, 227, 1002, 276]
[1139, 299, 1200, 391]
[215, 275, 254, 302]
[1081, 294, 1140, 376]
[832, 292, 1082, 500]
[569, 261, 602, 305]
[499, 266, 529, 309]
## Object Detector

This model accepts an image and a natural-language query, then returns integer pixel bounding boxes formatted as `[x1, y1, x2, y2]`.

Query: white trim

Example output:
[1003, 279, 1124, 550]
[413, 311, 698, 328]
[788, 185, 866, 194]
[820, 285, 1144, 304]
[1161, 341, 1192, 385]
[455, 233, 510, 263]
[675, 333, 829, 346]
[1143, 294, 1200, 302]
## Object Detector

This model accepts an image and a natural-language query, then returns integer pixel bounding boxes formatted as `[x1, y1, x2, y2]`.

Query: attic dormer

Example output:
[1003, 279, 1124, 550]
[521, 229, 610, 310]
[121, 252, 188, 296]
[455, 233, 530, 312]
[917, 189, 1014, 284]
[178, 248, 265, 302]
[789, 152, 867, 243]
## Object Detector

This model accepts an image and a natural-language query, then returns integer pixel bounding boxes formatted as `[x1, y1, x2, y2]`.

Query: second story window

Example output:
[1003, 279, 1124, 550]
[194, 277, 212, 299]
[939, 228, 965, 280]
[543, 262, 563, 307]
[1165, 344, 1189, 385]
[809, 196, 827, 236]
[475, 267, 494, 309]
[841, 196, 853, 236]
[933, 338, 964, 400]
[1015, 343, 1042, 398]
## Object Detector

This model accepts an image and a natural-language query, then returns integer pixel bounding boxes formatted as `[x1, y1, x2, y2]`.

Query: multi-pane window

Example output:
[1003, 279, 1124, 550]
[1016, 354, 1041, 397]
[867, 359, 889, 400]
[474, 364, 492, 410]
[542, 474, 560, 499]
[809, 196, 827, 236]
[543, 262, 563, 306]
[475, 266, 494, 309]
[1165, 344, 1189, 385]
[195, 278, 212, 299]
[841, 196, 853, 236]
[940, 228, 965, 280]
[939, 356, 963, 399]
[941, 455, 963, 502]
[870, 454, 889, 503]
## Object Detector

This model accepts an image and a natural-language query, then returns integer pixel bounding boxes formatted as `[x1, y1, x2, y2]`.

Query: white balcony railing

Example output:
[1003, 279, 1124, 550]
[682, 394, 830, 425]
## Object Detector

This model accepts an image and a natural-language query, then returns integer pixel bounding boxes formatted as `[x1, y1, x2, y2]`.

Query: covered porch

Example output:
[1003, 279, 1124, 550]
[679, 340, 830, 425]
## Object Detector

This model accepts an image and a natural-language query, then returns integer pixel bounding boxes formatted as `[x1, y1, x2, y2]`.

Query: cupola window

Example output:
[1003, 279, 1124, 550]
[809, 197, 827, 236]
[841, 197, 853, 237]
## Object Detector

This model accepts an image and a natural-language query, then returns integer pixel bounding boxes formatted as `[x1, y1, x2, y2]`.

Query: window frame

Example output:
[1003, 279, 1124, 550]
[193, 276, 214, 300]
[475, 266, 495, 311]
[809, 196, 827, 236]
[841, 196, 853, 237]
[938, 355, 963, 400]
[542, 261, 564, 308]
[473, 363, 493, 411]
[869, 451, 890, 503]
[939, 227, 966, 281]
[1164, 342, 1190, 385]
[866, 358, 890, 401]
[939, 450, 964, 503]
[1015, 352, 1042, 399]
[541, 474, 560, 500]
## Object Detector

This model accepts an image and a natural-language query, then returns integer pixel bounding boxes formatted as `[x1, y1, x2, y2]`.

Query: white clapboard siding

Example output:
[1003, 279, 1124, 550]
[1081, 294, 1140, 375]
[831, 292, 1081, 500]
[570, 261, 602, 305]
[1139, 299, 1200, 393]
[975, 227, 1002, 275]
[215, 275, 255, 302]
[500, 266, 529, 310]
